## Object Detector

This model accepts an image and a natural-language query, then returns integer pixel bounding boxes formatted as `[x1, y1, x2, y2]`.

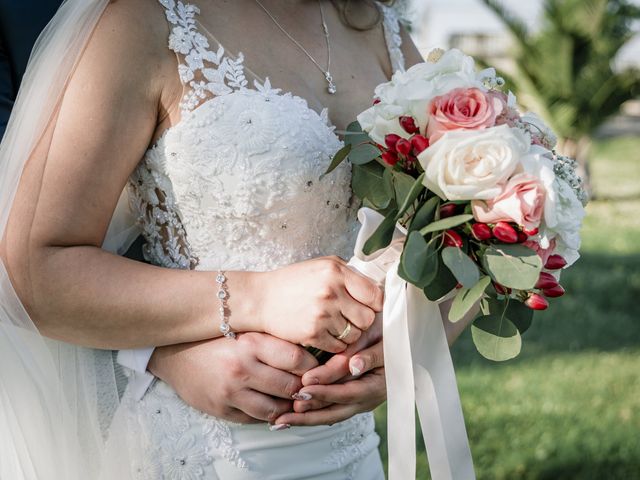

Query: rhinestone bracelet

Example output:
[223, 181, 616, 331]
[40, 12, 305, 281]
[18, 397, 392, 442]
[216, 271, 236, 339]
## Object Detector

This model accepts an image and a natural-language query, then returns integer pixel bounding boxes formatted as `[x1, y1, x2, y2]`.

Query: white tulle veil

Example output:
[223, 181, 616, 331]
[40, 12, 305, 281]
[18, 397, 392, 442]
[0, 1, 140, 478]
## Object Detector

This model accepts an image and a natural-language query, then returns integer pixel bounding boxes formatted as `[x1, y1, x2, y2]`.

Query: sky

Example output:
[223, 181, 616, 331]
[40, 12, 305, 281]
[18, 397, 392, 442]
[409, 0, 640, 68]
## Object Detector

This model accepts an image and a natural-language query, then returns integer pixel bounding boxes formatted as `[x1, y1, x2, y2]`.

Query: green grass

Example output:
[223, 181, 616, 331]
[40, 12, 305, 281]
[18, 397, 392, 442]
[375, 135, 640, 479]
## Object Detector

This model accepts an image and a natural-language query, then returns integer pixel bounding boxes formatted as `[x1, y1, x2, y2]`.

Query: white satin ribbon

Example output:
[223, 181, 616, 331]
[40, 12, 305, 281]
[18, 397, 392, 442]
[347, 208, 475, 480]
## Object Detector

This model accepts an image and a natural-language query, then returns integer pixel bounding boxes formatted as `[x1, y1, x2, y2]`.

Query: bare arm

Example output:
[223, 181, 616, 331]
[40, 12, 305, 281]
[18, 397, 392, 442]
[0, 2, 252, 349]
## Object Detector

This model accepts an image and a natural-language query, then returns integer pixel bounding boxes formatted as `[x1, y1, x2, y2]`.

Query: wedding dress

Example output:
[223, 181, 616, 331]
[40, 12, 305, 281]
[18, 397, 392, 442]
[111, 1, 406, 478]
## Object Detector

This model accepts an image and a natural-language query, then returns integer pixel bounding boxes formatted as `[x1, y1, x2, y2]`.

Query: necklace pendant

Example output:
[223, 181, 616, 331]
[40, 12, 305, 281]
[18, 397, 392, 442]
[325, 71, 337, 94]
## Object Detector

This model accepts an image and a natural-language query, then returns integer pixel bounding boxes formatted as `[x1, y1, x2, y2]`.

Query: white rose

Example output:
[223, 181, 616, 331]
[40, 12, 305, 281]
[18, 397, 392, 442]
[539, 178, 585, 266]
[417, 125, 530, 201]
[357, 49, 485, 144]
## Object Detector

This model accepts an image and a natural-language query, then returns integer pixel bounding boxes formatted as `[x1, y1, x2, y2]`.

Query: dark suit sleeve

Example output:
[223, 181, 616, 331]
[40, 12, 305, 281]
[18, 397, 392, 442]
[0, 36, 14, 141]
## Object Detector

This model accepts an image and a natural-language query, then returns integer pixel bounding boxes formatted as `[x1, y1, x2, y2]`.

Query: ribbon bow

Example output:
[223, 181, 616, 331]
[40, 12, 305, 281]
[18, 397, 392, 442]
[347, 208, 475, 480]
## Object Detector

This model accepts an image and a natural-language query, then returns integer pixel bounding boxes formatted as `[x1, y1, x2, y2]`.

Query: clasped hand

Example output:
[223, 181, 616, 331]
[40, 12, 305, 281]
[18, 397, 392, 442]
[149, 256, 386, 427]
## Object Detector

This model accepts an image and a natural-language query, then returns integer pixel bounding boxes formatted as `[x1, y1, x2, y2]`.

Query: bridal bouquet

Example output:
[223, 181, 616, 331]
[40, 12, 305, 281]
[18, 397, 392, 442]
[328, 49, 588, 362]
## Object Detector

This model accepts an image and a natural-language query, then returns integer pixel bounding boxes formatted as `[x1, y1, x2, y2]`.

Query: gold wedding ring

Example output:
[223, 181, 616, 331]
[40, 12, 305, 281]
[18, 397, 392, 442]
[335, 322, 352, 341]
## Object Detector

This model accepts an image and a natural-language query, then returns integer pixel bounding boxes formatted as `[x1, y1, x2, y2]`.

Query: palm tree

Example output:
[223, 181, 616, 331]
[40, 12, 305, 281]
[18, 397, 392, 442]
[480, 0, 640, 194]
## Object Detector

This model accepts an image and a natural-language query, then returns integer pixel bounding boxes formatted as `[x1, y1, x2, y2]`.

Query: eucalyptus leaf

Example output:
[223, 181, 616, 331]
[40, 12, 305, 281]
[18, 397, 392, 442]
[486, 298, 534, 334]
[396, 173, 425, 220]
[346, 120, 363, 132]
[441, 246, 480, 288]
[449, 275, 491, 323]
[363, 211, 398, 255]
[423, 253, 458, 301]
[482, 244, 543, 290]
[419, 214, 473, 235]
[323, 144, 351, 176]
[344, 121, 371, 147]
[352, 162, 393, 210]
[390, 170, 415, 207]
[349, 143, 382, 165]
[399, 233, 439, 287]
[471, 314, 522, 361]
[409, 196, 440, 233]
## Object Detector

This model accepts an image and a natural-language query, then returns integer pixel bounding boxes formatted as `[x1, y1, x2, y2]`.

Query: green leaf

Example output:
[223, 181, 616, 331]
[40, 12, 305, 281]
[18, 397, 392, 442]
[344, 121, 371, 147]
[449, 275, 491, 323]
[423, 253, 458, 301]
[390, 169, 415, 205]
[408, 196, 440, 233]
[395, 173, 425, 220]
[471, 314, 522, 361]
[486, 298, 534, 334]
[481, 244, 543, 290]
[399, 232, 438, 288]
[441, 246, 480, 288]
[419, 214, 474, 235]
[349, 143, 381, 165]
[363, 211, 398, 255]
[506, 300, 534, 334]
[323, 144, 351, 176]
[352, 163, 393, 210]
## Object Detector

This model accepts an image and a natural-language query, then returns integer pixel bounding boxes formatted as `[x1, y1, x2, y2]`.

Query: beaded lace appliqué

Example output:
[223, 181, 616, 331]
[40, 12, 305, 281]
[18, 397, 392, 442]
[324, 413, 379, 480]
[380, 4, 406, 74]
[160, 0, 248, 112]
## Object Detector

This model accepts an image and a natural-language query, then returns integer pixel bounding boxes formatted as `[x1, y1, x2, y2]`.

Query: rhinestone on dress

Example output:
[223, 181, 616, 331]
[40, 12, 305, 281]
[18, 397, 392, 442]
[216, 273, 226, 284]
[217, 289, 227, 300]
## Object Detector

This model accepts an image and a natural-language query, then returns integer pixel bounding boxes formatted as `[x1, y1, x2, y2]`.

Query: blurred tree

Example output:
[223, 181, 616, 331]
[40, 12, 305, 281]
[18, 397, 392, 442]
[480, 0, 640, 194]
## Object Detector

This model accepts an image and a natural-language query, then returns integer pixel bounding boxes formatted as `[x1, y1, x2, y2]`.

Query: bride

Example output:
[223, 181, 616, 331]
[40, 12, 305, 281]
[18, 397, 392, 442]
[0, 0, 476, 480]
[0, 0, 471, 478]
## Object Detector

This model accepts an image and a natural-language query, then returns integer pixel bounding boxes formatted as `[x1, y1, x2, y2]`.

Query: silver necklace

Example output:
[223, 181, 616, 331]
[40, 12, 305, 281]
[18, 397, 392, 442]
[253, 0, 337, 94]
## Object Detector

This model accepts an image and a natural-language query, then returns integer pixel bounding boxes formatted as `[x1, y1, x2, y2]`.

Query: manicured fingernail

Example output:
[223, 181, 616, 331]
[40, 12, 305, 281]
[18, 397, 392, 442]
[269, 424, 291, 431]
[292, 392, 312, 401]
[350, 358, 365, 376]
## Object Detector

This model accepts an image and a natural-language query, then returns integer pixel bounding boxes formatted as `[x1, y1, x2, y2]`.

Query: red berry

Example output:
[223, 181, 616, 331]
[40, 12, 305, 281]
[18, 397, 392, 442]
[382, 150, 399, 166]
[410, 134, 430, 154]
[471, 223, 493, 241]
[399, 116, 420, 134]
[535, 272, 558, 290]
[543, 284, 565, 298]
[493, 282, 511, 295]
[396, 138, 412, 156]
[525, 293, 549, 310]
[517, 231, 528, 243]
[443, 229, 463, 248]
[373, 98, 381, 105]
[522, 226, 539, 236]
[439, 203, 458, 218]
[545, 254, 567, 270]
[492, 221, 518, 243]
[385, 133, 401, 152]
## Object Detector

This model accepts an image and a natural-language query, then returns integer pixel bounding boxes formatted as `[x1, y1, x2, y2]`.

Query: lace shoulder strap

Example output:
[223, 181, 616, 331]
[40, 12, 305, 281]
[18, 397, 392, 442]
[157, 0, 248, 112]
[379, 4, 406, 74]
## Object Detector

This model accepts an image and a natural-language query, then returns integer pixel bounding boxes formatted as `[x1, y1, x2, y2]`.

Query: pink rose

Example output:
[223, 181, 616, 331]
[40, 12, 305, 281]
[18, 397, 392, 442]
[427, 88, 503, 142]
[523, 238, 557, 266]
[471, 173, 546, 231]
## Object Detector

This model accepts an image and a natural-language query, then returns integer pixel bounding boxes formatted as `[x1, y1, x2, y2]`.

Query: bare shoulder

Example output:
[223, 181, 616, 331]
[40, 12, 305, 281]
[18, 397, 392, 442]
[74, 0, 174, 102]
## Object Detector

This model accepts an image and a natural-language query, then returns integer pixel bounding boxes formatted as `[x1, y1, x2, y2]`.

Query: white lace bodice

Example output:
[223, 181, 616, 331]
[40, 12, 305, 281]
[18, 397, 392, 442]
[123, 2, 405, 478]
[128, 0, 405, 273]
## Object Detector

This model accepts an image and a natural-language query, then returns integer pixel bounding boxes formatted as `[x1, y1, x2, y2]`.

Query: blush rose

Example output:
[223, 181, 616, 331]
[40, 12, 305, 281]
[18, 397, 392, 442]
[471, 173, 546, 231]
[427, 87, 503, 142]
